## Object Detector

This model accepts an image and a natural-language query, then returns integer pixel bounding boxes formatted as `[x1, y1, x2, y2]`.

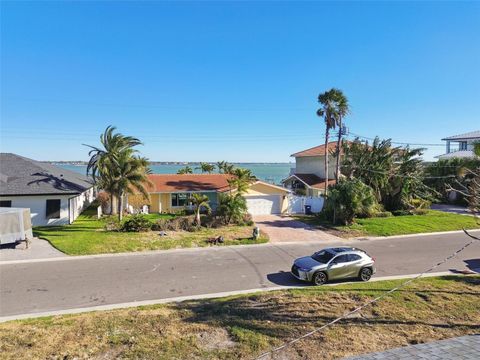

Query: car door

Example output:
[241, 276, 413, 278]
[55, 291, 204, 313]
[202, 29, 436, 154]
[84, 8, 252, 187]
[327, 254, 350, 280]
[345, 254, 363, 278]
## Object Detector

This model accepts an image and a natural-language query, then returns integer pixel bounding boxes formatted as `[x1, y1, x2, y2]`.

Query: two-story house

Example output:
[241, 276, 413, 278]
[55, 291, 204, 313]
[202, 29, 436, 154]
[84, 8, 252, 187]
[282, 141, 341, 196]
[437, 130, 480, 160]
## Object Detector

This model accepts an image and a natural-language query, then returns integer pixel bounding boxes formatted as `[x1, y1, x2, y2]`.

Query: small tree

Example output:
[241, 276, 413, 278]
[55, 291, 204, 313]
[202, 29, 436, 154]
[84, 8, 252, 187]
[197, 162, 215, 173]
[217, 161, 235, 174]
[177, 166, 193, 174]
[217, 193, 248, 224]
[323, 179, 379, 225]
[189, 193, 211, 226]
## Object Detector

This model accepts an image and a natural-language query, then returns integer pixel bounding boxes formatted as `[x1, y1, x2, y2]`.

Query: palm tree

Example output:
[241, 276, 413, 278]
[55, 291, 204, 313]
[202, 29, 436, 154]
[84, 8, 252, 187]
[330, 89, 350, 183]
[197, 162, 215, 173]
[85, 126, 142, 214]
[217, 193, 248, 224]
[188, 193, 211, 225]
[317, 89, 339, 195]
[114, 150, 152, 221]
[228, 167, 256, 194]
[177, 166, 193, 174]
[217, 161, 234, 174]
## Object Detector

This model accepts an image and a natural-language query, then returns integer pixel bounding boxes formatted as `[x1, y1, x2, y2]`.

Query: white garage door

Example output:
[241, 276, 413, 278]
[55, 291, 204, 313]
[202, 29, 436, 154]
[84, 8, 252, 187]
[245, 195, 281, 215]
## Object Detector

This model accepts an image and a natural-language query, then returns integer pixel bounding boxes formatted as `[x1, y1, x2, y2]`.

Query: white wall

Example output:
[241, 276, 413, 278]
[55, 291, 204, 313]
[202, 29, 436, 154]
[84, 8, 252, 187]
[295, 156, 337, 178]
[69, 188, 95, 222]
[0, 188, 94, 226]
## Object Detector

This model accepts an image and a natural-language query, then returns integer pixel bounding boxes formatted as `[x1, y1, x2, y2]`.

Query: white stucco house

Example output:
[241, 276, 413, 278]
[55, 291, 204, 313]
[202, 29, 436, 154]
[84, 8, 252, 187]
[436, 130, 480, 160]
[0, 153, 95, 226]
[282, 141, 339, 196]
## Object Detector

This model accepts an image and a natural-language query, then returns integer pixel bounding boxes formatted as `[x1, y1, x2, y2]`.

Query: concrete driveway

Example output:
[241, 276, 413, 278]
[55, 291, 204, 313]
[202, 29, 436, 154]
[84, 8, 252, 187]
[253, 215, 341, 243]
[0, 237, 65, 262]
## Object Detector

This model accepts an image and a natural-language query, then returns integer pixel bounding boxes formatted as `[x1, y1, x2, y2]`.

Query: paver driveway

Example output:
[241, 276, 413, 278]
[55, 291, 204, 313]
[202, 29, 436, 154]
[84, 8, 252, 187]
[253, 214, 342, 243]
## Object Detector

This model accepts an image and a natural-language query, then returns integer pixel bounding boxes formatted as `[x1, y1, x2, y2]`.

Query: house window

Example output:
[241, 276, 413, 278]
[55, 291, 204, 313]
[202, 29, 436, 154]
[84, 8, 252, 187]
[0, 200, 12, 207]
[46, 199, 61, 219]
[171, 193, 189, 207]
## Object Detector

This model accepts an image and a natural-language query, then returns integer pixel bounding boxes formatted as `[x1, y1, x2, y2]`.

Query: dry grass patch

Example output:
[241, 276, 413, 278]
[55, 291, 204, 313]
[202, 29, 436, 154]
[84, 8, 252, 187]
[0, 276, 479, 359]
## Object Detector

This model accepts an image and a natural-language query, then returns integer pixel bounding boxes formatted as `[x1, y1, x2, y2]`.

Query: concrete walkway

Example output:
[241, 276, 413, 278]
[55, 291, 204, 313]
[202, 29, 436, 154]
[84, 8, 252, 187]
[0, 237, 65, 262]
[253, 215, 341, 243]
[345, 334, 480, 359]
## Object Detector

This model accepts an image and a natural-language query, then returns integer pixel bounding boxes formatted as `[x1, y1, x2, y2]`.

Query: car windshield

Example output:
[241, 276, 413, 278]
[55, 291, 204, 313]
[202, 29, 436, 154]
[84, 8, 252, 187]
[311, 250, 335, 264]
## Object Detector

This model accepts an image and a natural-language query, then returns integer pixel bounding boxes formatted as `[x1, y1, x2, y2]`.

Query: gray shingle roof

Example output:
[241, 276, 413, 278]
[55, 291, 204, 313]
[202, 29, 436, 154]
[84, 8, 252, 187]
[442, 130, 480, 141]
[0, 153, 93, 196]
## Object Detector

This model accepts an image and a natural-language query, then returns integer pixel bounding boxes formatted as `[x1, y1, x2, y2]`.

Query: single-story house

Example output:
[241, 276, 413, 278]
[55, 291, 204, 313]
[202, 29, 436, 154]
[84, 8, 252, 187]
[282, 141, 341, 196]
[128, 174, 290, 215]
[0, 153, 95, 226]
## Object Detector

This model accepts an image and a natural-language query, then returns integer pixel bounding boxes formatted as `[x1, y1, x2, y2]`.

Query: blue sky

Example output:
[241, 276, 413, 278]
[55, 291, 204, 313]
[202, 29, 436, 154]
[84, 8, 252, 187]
[1, 1, 479, 162]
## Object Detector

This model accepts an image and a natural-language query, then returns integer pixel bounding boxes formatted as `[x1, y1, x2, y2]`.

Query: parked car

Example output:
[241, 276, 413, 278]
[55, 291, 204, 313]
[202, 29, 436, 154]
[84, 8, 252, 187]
[291, 247, 376, 285]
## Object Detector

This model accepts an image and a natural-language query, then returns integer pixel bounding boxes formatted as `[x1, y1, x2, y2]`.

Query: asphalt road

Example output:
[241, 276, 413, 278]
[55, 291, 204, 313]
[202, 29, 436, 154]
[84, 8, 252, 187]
[1, 231, 480, 317]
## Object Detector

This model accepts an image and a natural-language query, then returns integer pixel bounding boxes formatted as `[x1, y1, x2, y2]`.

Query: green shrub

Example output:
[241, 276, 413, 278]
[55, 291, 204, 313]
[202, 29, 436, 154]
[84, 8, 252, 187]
[217, 193, 248, 225]
[323, 179, 379, 225]
[121, 214, 152, 232]
[375, 211, 393, 218]
[104, 217, 121, 231]
[412, 208, 429, 215]
[152, 216, 198, 232]
[392, 210, 413, 216]
[409, 198, 431, 210]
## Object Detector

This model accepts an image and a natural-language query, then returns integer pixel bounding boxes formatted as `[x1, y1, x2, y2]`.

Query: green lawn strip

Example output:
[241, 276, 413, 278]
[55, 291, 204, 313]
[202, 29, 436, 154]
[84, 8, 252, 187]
[1, 275, 478, 359]
[34, 209, 267, 255]
[295, 210, 480, 237]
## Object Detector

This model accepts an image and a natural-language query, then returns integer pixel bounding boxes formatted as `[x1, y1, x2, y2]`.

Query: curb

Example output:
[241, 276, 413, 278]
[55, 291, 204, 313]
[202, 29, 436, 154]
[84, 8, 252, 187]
[0, 271, 457, 323]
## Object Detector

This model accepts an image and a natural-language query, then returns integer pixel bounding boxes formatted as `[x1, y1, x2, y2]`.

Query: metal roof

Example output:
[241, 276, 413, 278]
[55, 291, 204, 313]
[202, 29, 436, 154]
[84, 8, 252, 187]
[441, 130, 480, 141]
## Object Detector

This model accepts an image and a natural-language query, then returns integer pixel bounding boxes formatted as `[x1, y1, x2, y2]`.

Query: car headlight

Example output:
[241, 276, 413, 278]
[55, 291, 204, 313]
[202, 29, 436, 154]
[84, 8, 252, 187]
[298, 268, 311, 272]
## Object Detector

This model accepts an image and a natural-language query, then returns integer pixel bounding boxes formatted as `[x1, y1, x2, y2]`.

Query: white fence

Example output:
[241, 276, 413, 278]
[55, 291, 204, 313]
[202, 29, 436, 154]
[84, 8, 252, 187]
[287, 194, 324, 214]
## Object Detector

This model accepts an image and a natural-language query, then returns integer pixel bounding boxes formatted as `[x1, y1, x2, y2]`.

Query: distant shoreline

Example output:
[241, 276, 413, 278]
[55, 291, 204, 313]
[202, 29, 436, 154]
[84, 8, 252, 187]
[44, 161, 293, 166]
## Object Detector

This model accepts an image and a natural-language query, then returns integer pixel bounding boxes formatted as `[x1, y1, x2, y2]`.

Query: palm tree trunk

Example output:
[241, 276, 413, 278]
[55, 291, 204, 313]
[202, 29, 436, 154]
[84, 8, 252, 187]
[335, 115, 343, 183]
[195, 207, 201, 226]
[118, 192, 124, 221]
[324, 127, 330, 195]
[109, 194, 114, 215]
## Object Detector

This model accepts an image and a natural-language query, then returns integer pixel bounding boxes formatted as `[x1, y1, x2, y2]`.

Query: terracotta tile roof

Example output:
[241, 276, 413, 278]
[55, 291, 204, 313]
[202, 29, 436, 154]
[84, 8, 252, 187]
[147, 174, 233, 193]
[291, 141, 348, 157]
[288, 173, 336, 190]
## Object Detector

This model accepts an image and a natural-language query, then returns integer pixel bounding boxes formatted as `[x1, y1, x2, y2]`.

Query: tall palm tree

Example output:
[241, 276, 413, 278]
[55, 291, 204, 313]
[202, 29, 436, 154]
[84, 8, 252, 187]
[177, 166, 193, 174]
[317, 89, 339, 195]
[188, 193, 211, 225]
[85, 126, 142, 214]
[114, 150, 152, 221]
[330, 89, 350, 183]
[197, 162, 215, 173]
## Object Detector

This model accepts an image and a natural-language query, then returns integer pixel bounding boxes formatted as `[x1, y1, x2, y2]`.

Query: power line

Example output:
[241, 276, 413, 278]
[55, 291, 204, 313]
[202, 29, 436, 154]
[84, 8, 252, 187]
[255, 230, 480, 360]
[347, 132, 445, 147]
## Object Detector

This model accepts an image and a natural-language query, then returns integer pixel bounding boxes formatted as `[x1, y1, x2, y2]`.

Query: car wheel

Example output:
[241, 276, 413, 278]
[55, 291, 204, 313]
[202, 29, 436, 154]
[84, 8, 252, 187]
[312, 271, 327, 285]
[359, 267, 372, 282]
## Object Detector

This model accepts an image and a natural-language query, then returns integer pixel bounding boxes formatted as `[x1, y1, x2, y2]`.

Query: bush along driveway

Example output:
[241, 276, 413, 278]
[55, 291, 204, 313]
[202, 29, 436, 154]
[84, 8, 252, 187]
[294, 210, 480, 238]
[34, 209, 268, 256]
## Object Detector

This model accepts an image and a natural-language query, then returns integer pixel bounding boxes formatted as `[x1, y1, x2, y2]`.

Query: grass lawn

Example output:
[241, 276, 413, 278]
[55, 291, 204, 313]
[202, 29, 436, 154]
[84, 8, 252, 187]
[294, 210, 480, 237]
[34, 209, 268, 255]
[1, 275, 478, 359]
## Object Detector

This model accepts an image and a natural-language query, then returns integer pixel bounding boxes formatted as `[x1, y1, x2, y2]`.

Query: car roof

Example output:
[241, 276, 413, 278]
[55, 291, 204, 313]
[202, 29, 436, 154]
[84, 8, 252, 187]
[325, 247, 366, 255]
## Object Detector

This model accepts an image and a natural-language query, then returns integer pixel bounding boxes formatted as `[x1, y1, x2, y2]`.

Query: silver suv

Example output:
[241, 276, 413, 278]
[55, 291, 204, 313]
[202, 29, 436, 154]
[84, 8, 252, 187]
[291, 247, 376, 285]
